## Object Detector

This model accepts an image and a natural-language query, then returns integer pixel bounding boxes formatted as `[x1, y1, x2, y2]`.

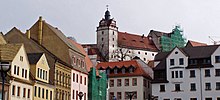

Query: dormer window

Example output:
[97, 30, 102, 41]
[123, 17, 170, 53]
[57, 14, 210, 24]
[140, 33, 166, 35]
[122, 67, 125, 74]
[106, 69, 110, 75]
[189, 59, 197, 65]
[114, 68, 118, 74]
[129, 66, 134, 73]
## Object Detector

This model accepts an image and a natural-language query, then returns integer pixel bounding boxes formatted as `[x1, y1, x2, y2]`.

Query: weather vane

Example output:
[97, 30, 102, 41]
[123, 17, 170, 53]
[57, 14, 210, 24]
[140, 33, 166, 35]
[106, 5, 109, 10]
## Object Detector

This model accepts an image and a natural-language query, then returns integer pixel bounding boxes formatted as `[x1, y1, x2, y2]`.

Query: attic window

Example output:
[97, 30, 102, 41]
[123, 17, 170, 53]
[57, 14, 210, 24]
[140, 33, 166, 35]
[129, 66, 134, 73]
[114, 68, 118, 74]
[122, 68, 125, 74]
[106, 69, 110, 75]
[175, 51, 178, 54]
[132, 40, 136, 42]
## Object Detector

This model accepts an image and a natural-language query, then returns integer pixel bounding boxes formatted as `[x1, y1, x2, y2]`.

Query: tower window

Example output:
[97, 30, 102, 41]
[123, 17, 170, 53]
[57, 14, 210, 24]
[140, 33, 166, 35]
[113, 31, 114, 35]
[113, 38, 114, 41]
[102, 31, 104, 35]
[101, 38, 104, 41]
[113, 45, 114, 47]
[102, 44, 104, 48]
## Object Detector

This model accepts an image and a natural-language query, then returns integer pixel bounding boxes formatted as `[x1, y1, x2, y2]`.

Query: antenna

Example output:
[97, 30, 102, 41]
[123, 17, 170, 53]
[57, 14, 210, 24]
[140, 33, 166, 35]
[209, 36, 220, 45]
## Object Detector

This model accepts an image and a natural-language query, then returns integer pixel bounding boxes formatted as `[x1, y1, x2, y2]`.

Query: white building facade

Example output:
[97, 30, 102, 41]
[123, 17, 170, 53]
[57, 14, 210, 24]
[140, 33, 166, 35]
[152, 45, 220, 100]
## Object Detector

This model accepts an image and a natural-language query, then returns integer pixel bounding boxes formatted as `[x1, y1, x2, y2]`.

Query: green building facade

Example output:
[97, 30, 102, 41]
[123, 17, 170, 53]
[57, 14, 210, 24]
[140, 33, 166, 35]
[88, 67, 107, 100]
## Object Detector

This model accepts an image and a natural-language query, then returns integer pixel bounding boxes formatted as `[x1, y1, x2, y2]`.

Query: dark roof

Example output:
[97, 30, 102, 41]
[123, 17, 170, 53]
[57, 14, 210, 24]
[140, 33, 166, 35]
[27, 53, 43, 64]
[182, 45, 219, 59]
[154, 52, 170, 61]
[118, 32, 158, 51]
[154, 60, 166, 70]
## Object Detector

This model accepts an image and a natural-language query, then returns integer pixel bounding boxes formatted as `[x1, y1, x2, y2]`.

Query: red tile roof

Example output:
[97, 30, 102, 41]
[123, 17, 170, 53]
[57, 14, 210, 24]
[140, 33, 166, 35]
[96, 60, 152, 79]
[118, 32, 158, 51]
[187, 40, 207, 47]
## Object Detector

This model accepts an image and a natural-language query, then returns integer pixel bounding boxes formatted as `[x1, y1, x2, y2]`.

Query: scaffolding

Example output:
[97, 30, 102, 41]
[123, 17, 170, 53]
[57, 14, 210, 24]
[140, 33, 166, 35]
[161, 25, 186, 52]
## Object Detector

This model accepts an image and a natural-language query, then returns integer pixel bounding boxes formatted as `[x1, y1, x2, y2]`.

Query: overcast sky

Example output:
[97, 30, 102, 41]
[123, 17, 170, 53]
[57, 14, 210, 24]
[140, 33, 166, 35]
[1, 0, 220, 44]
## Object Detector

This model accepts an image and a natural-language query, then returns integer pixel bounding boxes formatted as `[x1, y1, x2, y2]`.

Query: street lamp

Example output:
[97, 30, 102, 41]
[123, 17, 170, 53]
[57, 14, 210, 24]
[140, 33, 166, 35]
[127, 91, 134, 100]
[78, 91, 84, 100]
[0, 62, 11, 100]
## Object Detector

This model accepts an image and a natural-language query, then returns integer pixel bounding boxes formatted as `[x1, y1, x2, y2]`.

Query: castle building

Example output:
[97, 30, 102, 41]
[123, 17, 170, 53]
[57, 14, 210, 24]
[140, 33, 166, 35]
[152, 45, 220, 100]
[84, 9, 158, 64]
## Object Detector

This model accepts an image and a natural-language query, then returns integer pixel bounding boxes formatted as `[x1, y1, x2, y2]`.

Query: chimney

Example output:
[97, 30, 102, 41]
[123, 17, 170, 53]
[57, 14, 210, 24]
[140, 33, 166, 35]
[26, 30, 31, 39]
[38, 16, 43, 44]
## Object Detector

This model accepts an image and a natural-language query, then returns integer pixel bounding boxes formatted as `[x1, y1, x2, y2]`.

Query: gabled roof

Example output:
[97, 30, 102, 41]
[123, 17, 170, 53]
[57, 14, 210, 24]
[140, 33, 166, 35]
[118, 32, 158, 51]
[0, 43, 22, 61]
[44, 22, 82, 54]
[96, 60, 152, 79]
[0, 32, 6, 44]
[186, 40, 207, 47]
[27, 53, 43, 64]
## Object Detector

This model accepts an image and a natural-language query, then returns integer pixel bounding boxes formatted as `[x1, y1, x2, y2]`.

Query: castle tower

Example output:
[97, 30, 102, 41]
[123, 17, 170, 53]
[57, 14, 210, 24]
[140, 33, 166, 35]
[97, 9, 118, 61]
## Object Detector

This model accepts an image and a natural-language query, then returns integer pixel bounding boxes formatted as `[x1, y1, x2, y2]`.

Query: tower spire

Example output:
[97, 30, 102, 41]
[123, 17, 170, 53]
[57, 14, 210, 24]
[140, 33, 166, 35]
[105, 5, 111, 20]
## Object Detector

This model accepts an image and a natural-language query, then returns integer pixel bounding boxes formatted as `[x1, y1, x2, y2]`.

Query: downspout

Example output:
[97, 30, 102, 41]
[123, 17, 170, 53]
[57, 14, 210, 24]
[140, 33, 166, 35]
[199, 67, 203, 100]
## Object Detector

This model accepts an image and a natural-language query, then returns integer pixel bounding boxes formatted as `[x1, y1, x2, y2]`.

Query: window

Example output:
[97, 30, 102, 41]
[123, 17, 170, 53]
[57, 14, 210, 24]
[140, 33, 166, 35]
[172, 71, 174, 78]
[143, 79, 147, 87]
[34, 86, 37, 96]
[17, 86, 20, 96]
[216, 69, 220, 76]
[17, 66, 19, 75]
[25, 70, 27, 78]
[110, 80, 114, 87]
[215, 56, 220, 63]
[80, 76, 82, 84]
[216, 82, 220, 90]
[190, 98, 197, 100]
[73, 73, 75, 82]
[175, 71, 178, 78]
[152, 53, 155, 56]
[109, 92, 114, 100]
[101, 38, 104, 41]
[179, 58, 184, 65]
[217, 97, 220, 100]
[20, 56, 23, 61]
[205, 98, 212, 100]
[117, 79, 121, 87]
[205, 69, 210, 77]
[129, 67, 134, 73]
[205, 83, 211, 90]
[160, 85, 165, 92]
[46, 89, 48, 99]
[170, 59, 174, 65]
[76, 74, 78, 83]
[117, 92, 121, 99]
[102, 31, 104, 35]
[38, 87, 41, 97]
[125, 79, 129, 86]
[43, 70, 45, 79]
[144, 58, 146, 61]
[84, 93, 86, 100]
[38, 68, 40, 78]
[23, 88, 26, 98]
[114, 68, 118, 74]
[138, 51, 140, 54]
[14, 65, 16, 74]
[190, 70, 196, 78]
[145, 52, 147, 55]
[132, 78, 137, 86]
[122, 68, 125, 74]
[40, 69, 42, 78]
[179, 71, 183, 78]
[133, 91, 137, 99]
[72, 90, 75, 99]
[42, 88, 45, 98]
[22, 69, 24, 77]
[45, 71, 47, 80]
[12, 85, 15, 95]
[175, 84, 180, 91]
[113, 38, 114, 41]
[84, 77, 86, 85]
[50, 91, 52, 100]
[27, 89, 30, 98]
[190, 83, 196, 91]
